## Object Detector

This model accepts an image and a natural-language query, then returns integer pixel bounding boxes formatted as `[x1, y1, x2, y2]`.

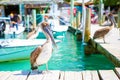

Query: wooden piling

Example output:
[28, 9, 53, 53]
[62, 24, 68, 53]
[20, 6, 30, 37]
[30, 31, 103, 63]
[74, 16, 77, 29]
[102, 14, 105, 23]
[70, 0, 74, 27]
[98, 0, 104, 25]
[118, 10, 120, 28]
[32, 9, 36, 29]
[26, 15, 30, 29]
[84, 8, 91, 43]
[76, 12, 81, 29]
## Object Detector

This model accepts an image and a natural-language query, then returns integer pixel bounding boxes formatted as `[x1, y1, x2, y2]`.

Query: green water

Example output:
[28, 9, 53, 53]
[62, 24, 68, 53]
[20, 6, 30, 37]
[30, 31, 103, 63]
[0, 32, 115, 71]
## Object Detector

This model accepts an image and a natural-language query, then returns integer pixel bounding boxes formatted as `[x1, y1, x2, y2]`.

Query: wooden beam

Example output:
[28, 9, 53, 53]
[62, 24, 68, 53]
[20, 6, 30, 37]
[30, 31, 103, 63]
[82, 71, 92, 80]
[0, 71, 12, 80]
[99, 70, 119, 80]
[114, 68, 120, 79]
[7, 71, 30, 80]
[64, 71, 82, 80]
[91, 71, 100, 80]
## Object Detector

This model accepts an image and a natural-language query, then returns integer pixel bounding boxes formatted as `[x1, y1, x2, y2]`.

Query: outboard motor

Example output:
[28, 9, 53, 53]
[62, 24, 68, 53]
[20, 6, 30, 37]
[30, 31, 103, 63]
[0, 21, 6, 38]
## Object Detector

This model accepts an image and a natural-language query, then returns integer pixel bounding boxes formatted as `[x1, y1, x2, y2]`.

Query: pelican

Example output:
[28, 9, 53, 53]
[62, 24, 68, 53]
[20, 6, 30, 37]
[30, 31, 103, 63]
[30, 22, 57, 73]
[93, 13, 116, 43]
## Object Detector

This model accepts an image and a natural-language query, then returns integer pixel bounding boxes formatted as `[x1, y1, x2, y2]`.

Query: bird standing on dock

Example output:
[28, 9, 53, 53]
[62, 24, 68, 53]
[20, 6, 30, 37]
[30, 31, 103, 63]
[30, 22, 57, 73]
[93, 13, 115, 43]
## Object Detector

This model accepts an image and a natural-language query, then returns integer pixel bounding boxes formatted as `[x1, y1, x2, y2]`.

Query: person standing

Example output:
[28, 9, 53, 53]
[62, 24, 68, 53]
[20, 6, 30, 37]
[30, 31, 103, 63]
[10, 13, 20, 30]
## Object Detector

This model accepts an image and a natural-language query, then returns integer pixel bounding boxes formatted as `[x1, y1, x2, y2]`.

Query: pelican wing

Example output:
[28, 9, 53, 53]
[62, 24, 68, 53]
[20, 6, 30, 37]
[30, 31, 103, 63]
[30, 46, 42, 67]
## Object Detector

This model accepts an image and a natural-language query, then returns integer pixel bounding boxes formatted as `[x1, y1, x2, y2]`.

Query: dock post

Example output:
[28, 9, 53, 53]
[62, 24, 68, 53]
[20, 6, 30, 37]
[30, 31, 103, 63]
[74, 16, 77, 29]
[19, 4, 24, 20]
[76, 11, 81, 29]
[26, 15, 30, 32]
[98, 0, 104, 25]
[102, 14, 105, 23]
[32, 9, 36, 29]
[84, 8, 91, 43]
[70, 0, 74, 27]
[84, 8, 98, 55]
[118, 9, 120, 28]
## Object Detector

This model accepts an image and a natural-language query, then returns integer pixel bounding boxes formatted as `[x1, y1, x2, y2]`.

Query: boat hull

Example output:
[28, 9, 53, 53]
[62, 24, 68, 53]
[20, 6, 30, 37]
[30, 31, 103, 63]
[53, 31, 66, 38]
[0, 46, 37, 62]
[0, 39, 61, 62]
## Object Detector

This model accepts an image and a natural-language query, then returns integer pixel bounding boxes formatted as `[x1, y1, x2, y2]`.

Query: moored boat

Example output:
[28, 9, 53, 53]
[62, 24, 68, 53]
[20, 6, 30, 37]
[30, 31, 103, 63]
[4, 24, 25, 39]
[52, 19, 68, 39]
[0, 39, 61, 62]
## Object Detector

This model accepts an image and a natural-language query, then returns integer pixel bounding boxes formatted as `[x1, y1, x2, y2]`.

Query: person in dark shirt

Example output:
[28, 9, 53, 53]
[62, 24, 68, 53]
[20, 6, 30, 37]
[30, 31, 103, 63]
[10, 13, 20, 30]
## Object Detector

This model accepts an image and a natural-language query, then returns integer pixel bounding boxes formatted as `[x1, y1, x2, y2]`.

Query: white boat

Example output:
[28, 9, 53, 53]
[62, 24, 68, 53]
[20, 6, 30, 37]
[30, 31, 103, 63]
[0, 39, 61, 62]
[0, 16, 25, 39]
[4, 23, 25, 39]
[50, 19, 68, 38]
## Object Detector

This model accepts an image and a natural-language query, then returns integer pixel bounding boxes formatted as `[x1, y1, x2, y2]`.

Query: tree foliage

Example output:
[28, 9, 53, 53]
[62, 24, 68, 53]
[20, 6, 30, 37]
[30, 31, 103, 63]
[93, 0, 120, 6]
[64, 0, 120, 6]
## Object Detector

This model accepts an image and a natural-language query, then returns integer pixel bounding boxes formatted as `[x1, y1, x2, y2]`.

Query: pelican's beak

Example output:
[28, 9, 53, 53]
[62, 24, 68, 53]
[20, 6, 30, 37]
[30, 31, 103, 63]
[43, 26, 57, 48]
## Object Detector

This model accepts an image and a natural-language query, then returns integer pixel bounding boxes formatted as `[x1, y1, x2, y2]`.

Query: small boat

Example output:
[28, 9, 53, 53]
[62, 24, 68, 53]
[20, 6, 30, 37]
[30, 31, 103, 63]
[4, 23, 25, 39]
[0, 39, 61, 62]
[52, 25, 68, 38]
[51, 19, 68, 39]
[0, 16, 25, 39]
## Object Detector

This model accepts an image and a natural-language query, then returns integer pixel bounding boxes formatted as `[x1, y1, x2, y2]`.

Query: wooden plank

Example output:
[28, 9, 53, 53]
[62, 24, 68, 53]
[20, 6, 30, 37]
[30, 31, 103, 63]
[27, 70, 47, 80]
[6, 70, 30, 80]
[64, 71, 82, 80]
[42, 70, 60, 80]
[114, 68, 120, 79]
[91, 71, 100, 80]
[82, 71, 92, 80]
[99, 70, 119, 80]
[64, 71, 75, 80]
[74, 72, 82, 80]
[0, 69, 119, 80]
[0, 71, 5, 77]
[59, 71, 65, 80]
[0, 71, 12, 80]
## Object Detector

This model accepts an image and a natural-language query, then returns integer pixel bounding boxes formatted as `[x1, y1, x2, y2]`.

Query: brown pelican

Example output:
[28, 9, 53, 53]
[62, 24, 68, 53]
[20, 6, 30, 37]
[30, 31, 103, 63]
[30, 22, 57, 73]
[93, 13, 115, 43]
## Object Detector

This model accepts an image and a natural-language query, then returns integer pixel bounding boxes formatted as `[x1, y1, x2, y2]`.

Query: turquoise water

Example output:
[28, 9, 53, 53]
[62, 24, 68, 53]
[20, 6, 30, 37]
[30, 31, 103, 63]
[0, 32, 115, 71]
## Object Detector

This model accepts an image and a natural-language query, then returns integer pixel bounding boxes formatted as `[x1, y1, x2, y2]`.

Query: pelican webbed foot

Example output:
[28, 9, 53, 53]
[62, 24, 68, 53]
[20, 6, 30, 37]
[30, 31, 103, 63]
[32, 69, 42, 74]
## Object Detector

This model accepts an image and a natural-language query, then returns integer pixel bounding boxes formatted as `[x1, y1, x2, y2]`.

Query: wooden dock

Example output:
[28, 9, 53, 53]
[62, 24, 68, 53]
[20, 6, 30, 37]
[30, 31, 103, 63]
[90, 24, 120, 67]
[0, 68, 120, 80]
